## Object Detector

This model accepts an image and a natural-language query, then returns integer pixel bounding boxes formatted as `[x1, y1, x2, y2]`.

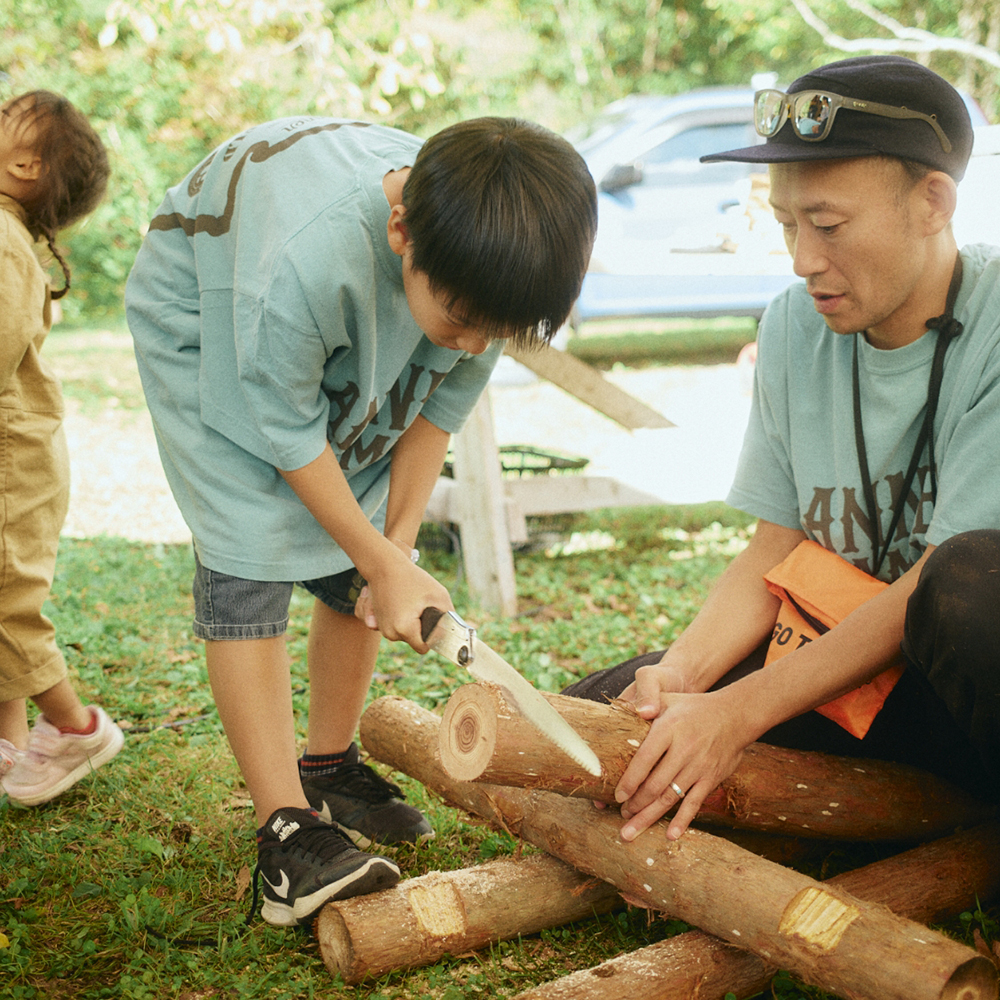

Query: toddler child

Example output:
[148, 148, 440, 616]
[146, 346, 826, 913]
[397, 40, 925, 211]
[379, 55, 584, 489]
[0, 91, 124, 805]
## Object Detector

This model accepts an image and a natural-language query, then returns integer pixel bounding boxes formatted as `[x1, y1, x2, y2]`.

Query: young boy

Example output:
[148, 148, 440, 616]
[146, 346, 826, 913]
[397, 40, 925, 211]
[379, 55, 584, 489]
[125, 115, 597, 926]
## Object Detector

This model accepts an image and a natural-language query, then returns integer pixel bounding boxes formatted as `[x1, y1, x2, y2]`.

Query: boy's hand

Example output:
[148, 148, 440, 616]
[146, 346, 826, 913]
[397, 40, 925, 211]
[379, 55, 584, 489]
[356, 550, 453, 653]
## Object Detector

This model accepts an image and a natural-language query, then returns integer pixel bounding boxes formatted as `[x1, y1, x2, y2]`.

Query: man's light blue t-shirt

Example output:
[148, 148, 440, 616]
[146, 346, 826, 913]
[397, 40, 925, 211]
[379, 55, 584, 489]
[126, 118, 502, 580]
[729, 243, 1000, 582]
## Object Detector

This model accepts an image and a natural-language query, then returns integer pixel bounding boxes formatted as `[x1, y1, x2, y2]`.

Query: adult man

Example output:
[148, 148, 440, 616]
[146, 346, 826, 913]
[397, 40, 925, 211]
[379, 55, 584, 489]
[565, 55, 1000, 842]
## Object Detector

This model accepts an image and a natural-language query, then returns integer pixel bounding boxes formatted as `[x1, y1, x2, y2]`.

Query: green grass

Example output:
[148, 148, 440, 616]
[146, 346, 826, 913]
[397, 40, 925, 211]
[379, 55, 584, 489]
[1, 329, 995, 999]
[45, 326, 147, 416]
[567, 316, 758, 368]
[0, 515, 750, 1000]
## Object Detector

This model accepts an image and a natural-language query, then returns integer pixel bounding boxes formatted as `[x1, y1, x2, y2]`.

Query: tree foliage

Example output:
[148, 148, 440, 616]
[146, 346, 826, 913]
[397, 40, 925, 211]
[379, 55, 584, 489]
[1, 0, 995, 323]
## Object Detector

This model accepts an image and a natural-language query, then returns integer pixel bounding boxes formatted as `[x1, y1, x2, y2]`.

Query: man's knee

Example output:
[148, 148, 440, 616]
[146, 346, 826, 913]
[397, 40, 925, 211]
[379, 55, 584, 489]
[922, 529, 1000, 580]
[901, 530, 1000, 796]
[909, 530, 1000, 640]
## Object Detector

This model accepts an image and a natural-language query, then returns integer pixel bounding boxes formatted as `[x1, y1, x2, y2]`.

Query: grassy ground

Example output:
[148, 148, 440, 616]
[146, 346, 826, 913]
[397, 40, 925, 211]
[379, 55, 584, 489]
[1, 329, 995, 999]
[566, 316, 759, 368]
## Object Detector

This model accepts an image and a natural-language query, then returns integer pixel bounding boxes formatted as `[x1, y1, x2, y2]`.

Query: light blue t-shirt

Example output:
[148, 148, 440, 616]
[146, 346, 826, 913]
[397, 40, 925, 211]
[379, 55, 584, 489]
[126, 117, 502, 580]
[729, 243, 1000, 582]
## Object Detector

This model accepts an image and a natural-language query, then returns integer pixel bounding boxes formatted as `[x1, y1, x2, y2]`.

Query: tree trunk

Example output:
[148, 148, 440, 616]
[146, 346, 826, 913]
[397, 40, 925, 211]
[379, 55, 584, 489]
[439, 681, 994, 841]
[315, 853, 621, 984]
[363, 695, 999, 1000]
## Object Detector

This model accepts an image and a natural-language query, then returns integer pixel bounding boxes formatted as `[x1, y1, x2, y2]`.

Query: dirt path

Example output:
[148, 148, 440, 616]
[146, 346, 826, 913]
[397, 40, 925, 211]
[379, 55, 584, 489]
[60, 354, 753, 545]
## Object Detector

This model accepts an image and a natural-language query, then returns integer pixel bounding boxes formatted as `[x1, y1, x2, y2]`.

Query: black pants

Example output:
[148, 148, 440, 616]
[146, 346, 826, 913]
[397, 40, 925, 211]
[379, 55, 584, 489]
[562, 530, 1000, 802]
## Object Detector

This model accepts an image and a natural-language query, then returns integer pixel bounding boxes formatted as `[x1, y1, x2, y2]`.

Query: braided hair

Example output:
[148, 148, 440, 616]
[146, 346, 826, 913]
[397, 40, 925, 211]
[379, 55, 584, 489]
[5, 91, 110, 299]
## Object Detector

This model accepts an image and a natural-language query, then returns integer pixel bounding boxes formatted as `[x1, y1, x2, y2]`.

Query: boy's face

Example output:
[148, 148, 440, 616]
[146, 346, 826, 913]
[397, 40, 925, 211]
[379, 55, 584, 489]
[401, 252, 493, 355]
[769, 156, 948, 349]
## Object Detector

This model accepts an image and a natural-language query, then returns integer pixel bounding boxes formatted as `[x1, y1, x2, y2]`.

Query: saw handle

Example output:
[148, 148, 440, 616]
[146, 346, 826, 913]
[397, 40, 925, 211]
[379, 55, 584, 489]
[420, 607, 445, 643]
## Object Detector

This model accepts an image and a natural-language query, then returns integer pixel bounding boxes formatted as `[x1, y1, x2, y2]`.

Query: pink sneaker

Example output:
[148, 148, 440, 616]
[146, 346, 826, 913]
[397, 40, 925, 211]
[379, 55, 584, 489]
[0, 738, 24, 778]
[1, 706, 124, 805]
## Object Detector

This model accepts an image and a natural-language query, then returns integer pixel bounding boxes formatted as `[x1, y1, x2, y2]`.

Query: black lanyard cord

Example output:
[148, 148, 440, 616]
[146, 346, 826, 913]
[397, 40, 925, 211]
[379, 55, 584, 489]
[852, 254, 964, 577]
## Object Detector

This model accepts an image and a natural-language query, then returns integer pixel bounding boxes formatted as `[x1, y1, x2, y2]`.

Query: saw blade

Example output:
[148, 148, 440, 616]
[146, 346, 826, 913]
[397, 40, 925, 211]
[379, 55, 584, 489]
[420, 606, 601, 777]
[465, 641, 602, 777]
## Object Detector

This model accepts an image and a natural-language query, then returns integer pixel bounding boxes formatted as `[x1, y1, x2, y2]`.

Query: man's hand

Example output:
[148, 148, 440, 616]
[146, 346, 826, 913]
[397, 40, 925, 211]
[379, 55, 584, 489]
[614, 667, 750, 841]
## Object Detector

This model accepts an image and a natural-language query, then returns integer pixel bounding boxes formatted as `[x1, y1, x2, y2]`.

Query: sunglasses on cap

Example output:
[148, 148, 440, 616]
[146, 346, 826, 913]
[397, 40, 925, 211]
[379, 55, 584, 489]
[754, 88, 953, 153]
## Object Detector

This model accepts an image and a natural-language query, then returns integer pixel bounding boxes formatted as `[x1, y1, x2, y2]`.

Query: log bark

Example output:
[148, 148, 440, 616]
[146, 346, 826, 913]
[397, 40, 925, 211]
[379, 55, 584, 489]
[363, 695, 999, 1000]
[439, 681, 994, 841]
[511, 823, 1000, 1000]
[316, 853, 621, 984]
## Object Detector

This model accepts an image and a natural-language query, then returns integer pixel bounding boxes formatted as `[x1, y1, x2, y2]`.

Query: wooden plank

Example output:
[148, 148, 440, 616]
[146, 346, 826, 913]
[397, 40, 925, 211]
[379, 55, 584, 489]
[506, 344, 674, 429]
[427, 475, 663, 525]
[451, 392, 518, 617]
[425, 478, 528, 544]
[504, 474, 662, 515]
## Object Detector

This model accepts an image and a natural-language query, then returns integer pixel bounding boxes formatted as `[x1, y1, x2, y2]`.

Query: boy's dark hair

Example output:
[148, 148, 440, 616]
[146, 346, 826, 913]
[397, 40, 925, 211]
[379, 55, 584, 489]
[401, 117, 597, 348]
[7, 91, 110, 299]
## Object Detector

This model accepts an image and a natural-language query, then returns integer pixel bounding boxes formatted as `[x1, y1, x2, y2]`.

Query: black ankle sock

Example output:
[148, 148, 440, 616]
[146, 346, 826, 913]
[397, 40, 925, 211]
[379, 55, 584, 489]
[299, 747, 353, 780]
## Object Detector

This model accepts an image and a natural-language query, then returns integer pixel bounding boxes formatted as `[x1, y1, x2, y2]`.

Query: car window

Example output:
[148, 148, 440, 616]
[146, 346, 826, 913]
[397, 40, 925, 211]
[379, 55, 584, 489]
[567, 108, 640, 156]
[641, 122, 757, 184]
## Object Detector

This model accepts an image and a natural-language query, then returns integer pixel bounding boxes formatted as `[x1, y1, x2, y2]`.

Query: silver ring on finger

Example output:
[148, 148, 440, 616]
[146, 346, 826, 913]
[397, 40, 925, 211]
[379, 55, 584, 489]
[669, 781, 685, 799]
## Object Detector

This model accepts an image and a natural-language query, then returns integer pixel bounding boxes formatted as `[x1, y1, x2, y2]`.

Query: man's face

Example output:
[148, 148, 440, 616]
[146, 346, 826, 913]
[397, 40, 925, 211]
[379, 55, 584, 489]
[401, 252, 493, 355]
[769, 157, 930, 349]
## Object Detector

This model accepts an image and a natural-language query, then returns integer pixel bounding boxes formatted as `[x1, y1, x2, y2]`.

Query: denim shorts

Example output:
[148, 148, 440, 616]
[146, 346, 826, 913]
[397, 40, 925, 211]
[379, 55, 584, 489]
[192, 550, 367, 640]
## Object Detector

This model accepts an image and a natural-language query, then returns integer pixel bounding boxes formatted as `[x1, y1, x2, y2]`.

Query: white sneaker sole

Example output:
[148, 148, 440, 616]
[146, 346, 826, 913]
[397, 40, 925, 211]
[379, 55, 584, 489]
[260, 855, 401, 927]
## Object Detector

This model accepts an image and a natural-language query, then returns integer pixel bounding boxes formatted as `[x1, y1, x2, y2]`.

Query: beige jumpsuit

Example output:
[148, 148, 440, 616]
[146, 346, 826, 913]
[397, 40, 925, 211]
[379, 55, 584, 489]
[0, 193, 70, 700]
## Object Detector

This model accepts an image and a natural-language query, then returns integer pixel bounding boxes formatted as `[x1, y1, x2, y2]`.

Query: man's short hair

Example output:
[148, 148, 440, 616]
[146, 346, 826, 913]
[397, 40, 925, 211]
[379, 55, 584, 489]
[402, 117, 597, 347]
[701, 55, 974, 181]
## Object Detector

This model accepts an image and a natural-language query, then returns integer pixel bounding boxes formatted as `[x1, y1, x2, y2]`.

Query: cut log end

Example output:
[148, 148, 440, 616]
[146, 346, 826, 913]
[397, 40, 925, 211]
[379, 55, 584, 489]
[440, 683, 500, 781]
[941, 957, 1000, 1000]
[317, 907, 357, 982]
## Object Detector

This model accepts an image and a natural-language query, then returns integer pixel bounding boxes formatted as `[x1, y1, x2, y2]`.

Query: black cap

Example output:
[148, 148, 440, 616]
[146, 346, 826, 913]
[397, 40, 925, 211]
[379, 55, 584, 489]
[701, 55, 974, 180]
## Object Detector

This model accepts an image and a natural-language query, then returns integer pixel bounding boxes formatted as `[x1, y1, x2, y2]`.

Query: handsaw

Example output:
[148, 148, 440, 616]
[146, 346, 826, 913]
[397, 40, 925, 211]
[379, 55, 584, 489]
[420, 607, 602, 777]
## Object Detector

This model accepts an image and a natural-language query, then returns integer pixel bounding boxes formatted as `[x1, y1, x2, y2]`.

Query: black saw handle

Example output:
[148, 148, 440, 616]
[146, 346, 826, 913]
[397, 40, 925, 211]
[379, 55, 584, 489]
[420, 607, 445, 643]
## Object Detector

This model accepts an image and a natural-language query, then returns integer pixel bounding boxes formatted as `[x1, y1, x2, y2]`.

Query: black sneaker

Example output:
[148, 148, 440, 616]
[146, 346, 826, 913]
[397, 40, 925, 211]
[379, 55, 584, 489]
[253, 807, 400, 927]
[301, 744, 434, 848]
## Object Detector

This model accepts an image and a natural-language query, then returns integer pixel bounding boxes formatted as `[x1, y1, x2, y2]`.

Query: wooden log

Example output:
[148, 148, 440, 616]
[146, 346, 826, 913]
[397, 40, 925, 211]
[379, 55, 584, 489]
[439, 681, 994, 841]
[510, 822, 1000, 1000]
[510, 933, 770, 1000]
[316, 853, 621, 984]
[362, 696, 999, 1000]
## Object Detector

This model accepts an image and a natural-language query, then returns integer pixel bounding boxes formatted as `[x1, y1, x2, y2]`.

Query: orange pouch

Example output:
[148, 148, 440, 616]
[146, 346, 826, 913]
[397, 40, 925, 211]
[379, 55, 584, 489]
[763, 540, 904, 739]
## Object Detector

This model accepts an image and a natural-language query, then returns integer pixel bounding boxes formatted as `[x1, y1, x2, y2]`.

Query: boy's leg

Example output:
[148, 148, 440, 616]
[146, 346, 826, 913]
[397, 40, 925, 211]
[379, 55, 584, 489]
[205, 636, 311, 827]
[202, 625, 400, 927]
[305, 599, 381, 755]
[299, 594, 433, 845]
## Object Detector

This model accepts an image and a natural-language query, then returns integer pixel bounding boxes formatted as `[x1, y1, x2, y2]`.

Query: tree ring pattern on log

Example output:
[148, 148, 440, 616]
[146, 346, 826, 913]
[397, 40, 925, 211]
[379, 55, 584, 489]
[456, 712, 481, 754]
[440, 685, 498, 781]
